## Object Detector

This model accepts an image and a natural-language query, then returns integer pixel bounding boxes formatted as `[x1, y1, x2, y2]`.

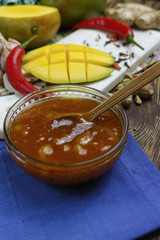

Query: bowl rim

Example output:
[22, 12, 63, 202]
[3, 85, 129, 167]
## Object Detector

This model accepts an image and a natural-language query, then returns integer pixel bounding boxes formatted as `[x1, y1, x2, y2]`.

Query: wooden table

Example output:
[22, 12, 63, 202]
[126, 77, 160, 169]
[124, 77, 160, 240]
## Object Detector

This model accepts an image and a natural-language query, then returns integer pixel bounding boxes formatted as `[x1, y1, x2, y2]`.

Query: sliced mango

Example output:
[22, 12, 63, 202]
[22, 43, 114, 84]
[29, 63, 69, 84]
[86, 52, 114, 67]
[49, 63, 69, 83]
[84, 46, 112, 57]
[50, 52, 67, 64]
[87, 64, 114, 82]
[67, 44, 83, 52]
[50, 44, 66, 53]
[22, 45, 50, 63]
[29, 65, 49, 82]
[22, 56, 48, 73]
[68, 62, 86, 83]
[68, 51, 85, 63]
[0, 5, 61, 49]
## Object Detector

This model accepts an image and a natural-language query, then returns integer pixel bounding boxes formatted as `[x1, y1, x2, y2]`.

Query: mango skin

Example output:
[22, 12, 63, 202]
[40, 0, 106, 29]
[0, 5, 61, 49]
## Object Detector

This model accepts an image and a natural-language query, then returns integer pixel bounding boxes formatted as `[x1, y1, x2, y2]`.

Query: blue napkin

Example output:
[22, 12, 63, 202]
[0, 133, 160, 240]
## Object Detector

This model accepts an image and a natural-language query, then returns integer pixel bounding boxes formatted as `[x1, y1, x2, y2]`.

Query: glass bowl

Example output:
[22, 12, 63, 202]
[3, 85, 128, 185]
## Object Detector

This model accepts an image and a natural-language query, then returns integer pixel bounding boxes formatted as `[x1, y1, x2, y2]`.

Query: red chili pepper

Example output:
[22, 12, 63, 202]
[6, 36, 38, 95]
[72, 17, 144, 50]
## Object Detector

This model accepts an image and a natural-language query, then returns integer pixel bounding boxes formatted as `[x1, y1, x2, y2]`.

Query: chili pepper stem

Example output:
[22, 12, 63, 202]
[126, 35, 144, 50]
[20, 35, 37, 49]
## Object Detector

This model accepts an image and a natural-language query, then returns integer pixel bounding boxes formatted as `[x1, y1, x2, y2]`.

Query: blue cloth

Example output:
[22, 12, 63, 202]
[0, 133, 160, 240]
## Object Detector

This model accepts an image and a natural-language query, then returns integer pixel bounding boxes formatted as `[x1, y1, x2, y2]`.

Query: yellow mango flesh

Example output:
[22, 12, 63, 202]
[84, 45, 112, 57]
[50, 44, 66, 53]
[50, 52, 67, 64]
[68, 63, 86, 83]
[68, 51, 85, 63]
[87, 64, 114, 82]
[86, 53, 114, 67]
[22, 56, 48, 73]
[30, 65, 49, 82]
[49, 63, 69, 83]
[23, 43, 114, 84]
[22, 45, 50, 62]
[0, 5, 61, 49]
[67, 44, 83, 52]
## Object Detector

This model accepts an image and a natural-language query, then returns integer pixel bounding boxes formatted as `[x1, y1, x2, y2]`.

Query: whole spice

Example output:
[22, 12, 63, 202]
[138, 83, 154, 99]
[113, 70, 154, 108]
[124, 62, 130, 68]
[125, 72, 133, 80]
[135, 94, 142, 105]
[113, 62, 121, 70]
[122, 78, 131, 86]
[116, 82, 124, 91]
[72, 17, 144, 50]
[6, 36, 38, 95]
[121, 95, 133, 107]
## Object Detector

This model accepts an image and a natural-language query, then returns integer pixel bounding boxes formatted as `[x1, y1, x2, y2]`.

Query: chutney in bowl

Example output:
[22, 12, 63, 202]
[3, 85, 128, 185]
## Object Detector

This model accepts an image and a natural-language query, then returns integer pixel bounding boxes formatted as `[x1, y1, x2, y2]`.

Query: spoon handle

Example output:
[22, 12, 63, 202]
[87, 61, 160, 121]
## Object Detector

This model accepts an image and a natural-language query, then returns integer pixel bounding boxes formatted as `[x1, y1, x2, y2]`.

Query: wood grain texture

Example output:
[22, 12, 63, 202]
[106, 1, 160, 239]
[125, 77, 160, 168]
[125, 77, 160, 240]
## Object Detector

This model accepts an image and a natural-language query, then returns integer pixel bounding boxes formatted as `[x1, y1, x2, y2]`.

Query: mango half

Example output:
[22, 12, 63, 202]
[22, 44, 115, 84]
[0, 5, 61, 49]
[40, 0, 106, 29]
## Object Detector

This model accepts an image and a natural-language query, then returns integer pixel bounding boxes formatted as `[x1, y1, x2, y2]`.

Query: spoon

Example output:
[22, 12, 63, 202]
[50, 60, 160, 126]
[84, 60, 160, 122]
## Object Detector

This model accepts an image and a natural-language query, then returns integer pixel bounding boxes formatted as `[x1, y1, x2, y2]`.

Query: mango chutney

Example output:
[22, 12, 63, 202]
[10, 98, 122, 164]
[4, 86, 128, 185]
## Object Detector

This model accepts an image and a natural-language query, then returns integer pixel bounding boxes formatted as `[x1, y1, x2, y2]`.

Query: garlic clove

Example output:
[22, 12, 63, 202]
[1, 46, 10, 72]
[5, 38, 20, 51]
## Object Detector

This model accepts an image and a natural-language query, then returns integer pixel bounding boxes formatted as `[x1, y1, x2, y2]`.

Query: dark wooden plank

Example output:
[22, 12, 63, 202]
[125, 77, 160, 240]
[125, 77, 160, 169]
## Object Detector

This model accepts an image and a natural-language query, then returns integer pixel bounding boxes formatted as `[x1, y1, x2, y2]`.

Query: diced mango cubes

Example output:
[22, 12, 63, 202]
[30, 65, 49, 82]
[87, 64, 113, 82]
[49, 63, 69, 84]
[22, 45, 50, 62]
[69, 62, 86, 83]
[22, 56, 48, 73]
[22, 43, 115, 84]
[68, 51, 85, 63]
[50, 52, 67, 64]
